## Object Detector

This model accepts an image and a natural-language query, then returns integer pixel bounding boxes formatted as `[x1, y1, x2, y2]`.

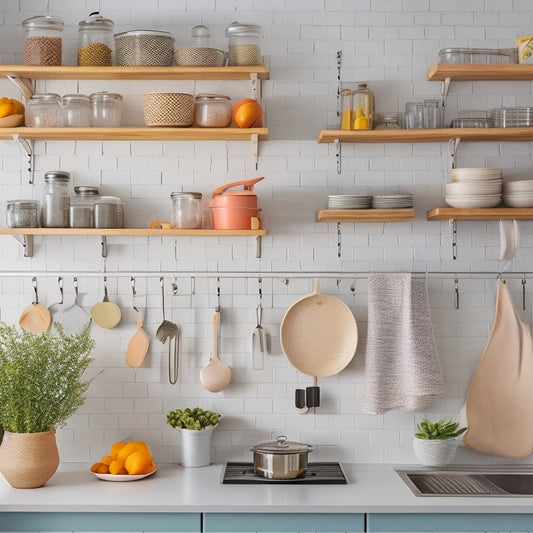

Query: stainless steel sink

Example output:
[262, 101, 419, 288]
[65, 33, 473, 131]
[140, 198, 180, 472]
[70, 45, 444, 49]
[395, 468, 533, 497]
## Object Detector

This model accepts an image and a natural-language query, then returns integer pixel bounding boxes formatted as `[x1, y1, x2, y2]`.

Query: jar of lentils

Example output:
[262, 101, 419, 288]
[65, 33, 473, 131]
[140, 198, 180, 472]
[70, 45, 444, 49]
[25, 93, 62, 127]
[41, 171, 71, 228]
[225, 22, 263, 66]
[78, 12, 114, 66]
[23, 16, 63, 66]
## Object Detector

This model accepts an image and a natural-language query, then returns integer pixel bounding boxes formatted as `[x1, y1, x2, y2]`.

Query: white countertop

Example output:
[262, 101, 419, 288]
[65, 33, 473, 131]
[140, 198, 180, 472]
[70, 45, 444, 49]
[1, 463, 533, 514]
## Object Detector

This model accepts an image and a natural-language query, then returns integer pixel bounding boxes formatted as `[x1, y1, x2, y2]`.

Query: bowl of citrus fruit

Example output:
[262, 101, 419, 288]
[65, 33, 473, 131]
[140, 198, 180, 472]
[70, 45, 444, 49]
[90, 440, 157, 481]
[0, 97, 25, 128]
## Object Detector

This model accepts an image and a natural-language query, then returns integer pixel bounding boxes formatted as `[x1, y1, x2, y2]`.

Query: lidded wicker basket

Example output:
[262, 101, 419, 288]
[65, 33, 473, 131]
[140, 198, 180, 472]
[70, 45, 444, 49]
[174, 47, 227, 67]
[143, 92, 195, 127]
[114, 30, 174, 66]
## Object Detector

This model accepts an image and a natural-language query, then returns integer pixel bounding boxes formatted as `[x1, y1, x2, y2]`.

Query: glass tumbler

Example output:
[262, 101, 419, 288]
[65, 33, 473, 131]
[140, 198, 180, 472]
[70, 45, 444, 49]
[423, 99, 444, 129]
[405, 102, 425, 129]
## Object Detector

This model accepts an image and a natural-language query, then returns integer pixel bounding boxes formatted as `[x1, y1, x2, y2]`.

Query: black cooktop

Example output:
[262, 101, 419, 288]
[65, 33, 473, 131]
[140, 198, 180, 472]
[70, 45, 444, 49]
[221, 462, 348, 484]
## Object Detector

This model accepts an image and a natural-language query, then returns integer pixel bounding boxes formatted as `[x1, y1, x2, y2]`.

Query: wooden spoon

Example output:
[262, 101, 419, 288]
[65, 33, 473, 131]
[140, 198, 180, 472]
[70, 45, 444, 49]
[125, 307, 149, 368]
[200, 311, 231, 393]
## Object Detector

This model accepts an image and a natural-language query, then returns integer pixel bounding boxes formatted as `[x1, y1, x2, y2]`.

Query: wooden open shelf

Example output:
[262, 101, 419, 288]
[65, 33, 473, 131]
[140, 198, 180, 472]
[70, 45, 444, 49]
[426, 63, 533, 82]
[0, 65, 270, 81]
[317, 128, 533, 144]
[427, 207, 533, 221]
[0, 126, 268, 142]
[0, 228, 266, 237]
[317, 209, 414, 222]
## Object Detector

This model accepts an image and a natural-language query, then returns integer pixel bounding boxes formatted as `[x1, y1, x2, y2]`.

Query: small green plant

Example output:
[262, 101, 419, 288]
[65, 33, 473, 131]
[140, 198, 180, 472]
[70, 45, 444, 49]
[166, 407, 221, 430]
[415, 417, 467, 440]
[0, 323, 95, 433]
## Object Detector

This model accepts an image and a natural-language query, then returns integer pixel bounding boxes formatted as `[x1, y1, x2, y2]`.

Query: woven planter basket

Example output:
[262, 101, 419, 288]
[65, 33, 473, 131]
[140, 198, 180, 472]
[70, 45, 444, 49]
[413, 437, 458, 467]
[0, 430, 59, 488]
[174, 47, 227, 67]
[143, 92, 195, 127]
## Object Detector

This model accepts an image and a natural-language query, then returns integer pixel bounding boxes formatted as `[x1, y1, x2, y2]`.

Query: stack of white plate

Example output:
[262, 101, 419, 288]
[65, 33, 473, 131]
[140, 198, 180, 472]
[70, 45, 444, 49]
[503, 180, 533, 207]
[371, 194, 413, 209]
[328, 195, 373, 209]
[445, 168, 502, 208]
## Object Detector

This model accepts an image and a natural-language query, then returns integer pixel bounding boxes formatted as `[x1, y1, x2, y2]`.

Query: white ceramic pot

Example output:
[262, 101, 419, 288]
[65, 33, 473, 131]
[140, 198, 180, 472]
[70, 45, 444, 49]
[179, 426, 215, 467]
[413, 437, 458, 467]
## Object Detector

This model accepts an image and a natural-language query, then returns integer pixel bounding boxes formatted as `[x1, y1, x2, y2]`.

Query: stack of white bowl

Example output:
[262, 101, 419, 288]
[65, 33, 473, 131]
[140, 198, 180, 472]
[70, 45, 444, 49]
[445, 168, 502, 208]
[503, 180, 533, 207]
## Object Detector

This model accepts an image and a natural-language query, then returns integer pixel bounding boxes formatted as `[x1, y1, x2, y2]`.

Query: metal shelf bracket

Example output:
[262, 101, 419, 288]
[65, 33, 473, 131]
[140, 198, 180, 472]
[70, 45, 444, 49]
[336, 50, 342, 117]
[6, 75, 34, 99]
[337, 222, 342, 258]
[12, 234, 34, 257]
[251, 133, 259, 170]
[256, 235, 262, 258]
[334, 138, 341, 174]
[449, 218, 458, 260]
[101, 236, 108, 258]
[13, 135, 35, 184]
[441, 77, 451, 106]
[448, 137, 461, 169]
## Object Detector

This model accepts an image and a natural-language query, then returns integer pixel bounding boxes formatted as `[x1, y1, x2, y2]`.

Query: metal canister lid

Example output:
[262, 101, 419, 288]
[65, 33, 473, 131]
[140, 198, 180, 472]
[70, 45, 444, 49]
[195, 94, 230, 102]
[225, 22, 263, 36]
[7, 199, 39, 207]
[114, 30, 175, 41]
[74, 186, 99, 196]
[23, 16, 64, 30]
[250, 435, 313, 455]
[170, 192, 202, 199]
[78, 12, 114, 30]
[44, 171, 70, 182]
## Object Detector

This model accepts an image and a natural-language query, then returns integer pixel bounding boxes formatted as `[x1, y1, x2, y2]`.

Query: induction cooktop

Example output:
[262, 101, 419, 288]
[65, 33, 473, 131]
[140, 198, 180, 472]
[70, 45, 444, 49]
[221, 461, 348, 484]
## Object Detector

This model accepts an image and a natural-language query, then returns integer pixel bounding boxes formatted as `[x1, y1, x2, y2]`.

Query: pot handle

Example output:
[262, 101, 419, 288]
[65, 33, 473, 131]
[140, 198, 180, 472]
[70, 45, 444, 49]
[212, 176, 264, 197]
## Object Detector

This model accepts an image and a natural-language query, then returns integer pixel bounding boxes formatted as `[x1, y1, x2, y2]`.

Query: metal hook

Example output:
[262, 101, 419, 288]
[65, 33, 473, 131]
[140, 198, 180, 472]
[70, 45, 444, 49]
[216, 277, 221, 311]
[522, 274, 527, 311]
[337, 222, 342, 258]
[73, 277, 79, 304]
[57, 276, 64, 304]
[258, 276, 263, 304]
[103, 275, 109, 300]
[282, 278, 289, 285]
[336, 278, 342, 291]
[32, 276, 38, 305]
[130, 276, 136, 296]
[172, 277, 178, 296]
[454, 277, 459, 310]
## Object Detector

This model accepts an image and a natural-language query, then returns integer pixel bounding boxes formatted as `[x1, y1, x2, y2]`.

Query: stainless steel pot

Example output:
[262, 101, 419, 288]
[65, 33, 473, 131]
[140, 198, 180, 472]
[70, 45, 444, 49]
[250, 435, 314, 479]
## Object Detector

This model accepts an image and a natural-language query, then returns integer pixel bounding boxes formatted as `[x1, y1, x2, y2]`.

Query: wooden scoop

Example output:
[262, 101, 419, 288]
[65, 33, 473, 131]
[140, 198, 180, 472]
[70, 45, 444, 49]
[19, 277, 51, 333]
[125, 307, 149, 368]
[200, 311, 231, 393]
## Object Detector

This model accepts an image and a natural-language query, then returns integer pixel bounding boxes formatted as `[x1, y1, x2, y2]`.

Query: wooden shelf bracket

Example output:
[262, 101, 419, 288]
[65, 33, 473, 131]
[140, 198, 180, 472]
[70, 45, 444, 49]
[13, 135, 34, 184]
[441, 76, 451, 106]
[7, 74, 33, 99]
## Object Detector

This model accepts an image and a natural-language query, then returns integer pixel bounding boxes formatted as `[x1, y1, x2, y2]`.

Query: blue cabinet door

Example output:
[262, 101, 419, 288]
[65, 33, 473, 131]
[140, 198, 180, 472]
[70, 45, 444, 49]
[0, 512, 202, 532]
[203, 513, 365, 532]
[367, 513, 533, 532]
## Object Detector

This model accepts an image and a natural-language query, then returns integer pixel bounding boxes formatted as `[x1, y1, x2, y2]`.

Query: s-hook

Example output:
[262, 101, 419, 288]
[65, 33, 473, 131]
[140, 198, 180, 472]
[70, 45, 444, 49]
[337, 222, 342, 258]
[523, 274, 527, 311]
[454, 276, 459, 310]
[130, 276, 136, 297]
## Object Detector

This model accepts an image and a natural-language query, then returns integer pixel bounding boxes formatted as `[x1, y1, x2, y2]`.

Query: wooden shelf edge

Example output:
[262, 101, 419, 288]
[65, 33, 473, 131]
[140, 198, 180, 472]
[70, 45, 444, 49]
[317, 128, 533, 144]
[0, 228, 267, 236]
[317, 209, 414, 222]
[427, 207, 533, 221]
[427, 63, 533, 82]
[0, 127, 268, 141]
[0, 65, 270, 80]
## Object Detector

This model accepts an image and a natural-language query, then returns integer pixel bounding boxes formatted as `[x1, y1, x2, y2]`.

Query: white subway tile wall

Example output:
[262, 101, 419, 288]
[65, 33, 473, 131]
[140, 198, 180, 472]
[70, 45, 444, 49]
[0, 1, 533, 466]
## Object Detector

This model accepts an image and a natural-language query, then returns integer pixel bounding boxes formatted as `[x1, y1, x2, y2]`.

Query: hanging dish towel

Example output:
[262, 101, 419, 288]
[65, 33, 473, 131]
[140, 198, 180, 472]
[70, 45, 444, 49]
[363, 273, 444, 414]
[462, 281, 533, 459]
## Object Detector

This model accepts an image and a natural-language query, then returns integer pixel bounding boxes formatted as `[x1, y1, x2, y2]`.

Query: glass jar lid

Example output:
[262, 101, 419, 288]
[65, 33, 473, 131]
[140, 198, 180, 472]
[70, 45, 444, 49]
[250, 435, 313, 455]
[78, 12, 114, 30]
[28, 93, 61, 102]
[44, 170, 70, 182]
[170, 192, 202, 200]
[225, 22, 263, 36]
[7, 199, 39, 207]
[89, 91, 123, 103]
[23, 16, 64, 31]
[61, 94, 90, 105]
[74, 186, 99, 196]
[195, 94, 230, 102]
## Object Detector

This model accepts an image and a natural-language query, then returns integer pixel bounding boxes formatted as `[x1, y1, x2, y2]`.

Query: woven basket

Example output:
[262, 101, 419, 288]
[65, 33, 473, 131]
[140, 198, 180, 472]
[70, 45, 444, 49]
[174, 47, 227, 67]
[143, 93, 195, 127]
[115, 31, 174, 66]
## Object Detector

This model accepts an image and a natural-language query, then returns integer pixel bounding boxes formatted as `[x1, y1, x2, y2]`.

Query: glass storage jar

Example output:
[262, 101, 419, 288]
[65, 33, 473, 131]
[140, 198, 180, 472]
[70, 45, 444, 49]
[171, 192, 202, 229]
[61, 94, 91, 127]
[6, 200, 39, 228]
[78, 12, 114, 66]
[90, 92, 122, 126]
[25, 93, 62, 127]
[41, 171, 71, 228]
[94, 196, 125, 228]
[69, 186, 99, 228]
[340, 89, 352, 130]
[225, 22, 263, 66]
[195, 94, 231, 127]
[374, 112, 401, 130]
[352, 83, 374, 130]
[23, 16, 63, 66]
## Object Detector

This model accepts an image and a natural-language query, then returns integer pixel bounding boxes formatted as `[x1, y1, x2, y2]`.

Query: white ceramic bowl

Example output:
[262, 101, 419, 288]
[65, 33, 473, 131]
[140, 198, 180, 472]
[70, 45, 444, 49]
[445, 195, 502, 208]
[503, 180, 533, 193]
[446, 182, 502, 195]
[503, 195, 533, 208]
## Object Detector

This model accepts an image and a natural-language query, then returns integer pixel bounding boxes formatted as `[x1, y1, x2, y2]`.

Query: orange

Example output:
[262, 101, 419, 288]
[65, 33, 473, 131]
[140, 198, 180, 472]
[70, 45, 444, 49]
[110, 441, 126, 459]
[90, 462, 103, 472]
[9, 99, 24, 115]
[232, 98, 262, 128]
[100, 455, 113, 466]
[124, 450, 153, 475]
[0, 101, 14, 118]
[116, 441, 150, 462]
[108, 459, 127, 475]
[90, 462, 109, 474]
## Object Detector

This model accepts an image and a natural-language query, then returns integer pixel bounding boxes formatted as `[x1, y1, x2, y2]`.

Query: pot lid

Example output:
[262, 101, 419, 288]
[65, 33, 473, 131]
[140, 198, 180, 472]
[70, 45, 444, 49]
[250, 435, 313, 454]
[212, 177, 264, 197]
[79, 12, 114, 29]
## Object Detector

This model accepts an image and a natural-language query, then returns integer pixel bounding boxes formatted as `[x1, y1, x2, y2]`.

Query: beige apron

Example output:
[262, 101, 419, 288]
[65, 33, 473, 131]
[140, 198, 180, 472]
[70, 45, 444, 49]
[463, 281, 533, 458]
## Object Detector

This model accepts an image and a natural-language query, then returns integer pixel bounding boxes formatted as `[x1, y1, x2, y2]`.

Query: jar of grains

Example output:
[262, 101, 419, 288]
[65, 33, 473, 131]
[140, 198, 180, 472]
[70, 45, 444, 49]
[6, 200, 40, 228]
[25, 93, 62, 127]
[41, 171, 71, 228]
[225, 22, 263, 66]
[23, 16, 63, 66]
[78, 12, 114, 66]
[61, 94, 91, 127]
[195, 94, 232, 127]
[171, 192, 202, 229]
[90, 92, 122, 126]
[69, 186, 99, 228]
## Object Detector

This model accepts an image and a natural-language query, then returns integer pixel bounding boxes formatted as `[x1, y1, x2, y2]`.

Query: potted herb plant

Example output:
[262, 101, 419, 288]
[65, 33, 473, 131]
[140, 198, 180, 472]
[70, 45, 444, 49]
[413, 417, 467, 467]
[166, 407, 221, 467]
[0, 323, 94, 488]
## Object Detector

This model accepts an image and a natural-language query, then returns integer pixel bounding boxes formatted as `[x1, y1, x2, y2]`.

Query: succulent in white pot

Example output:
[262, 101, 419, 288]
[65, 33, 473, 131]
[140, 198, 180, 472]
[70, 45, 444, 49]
[413, 417, 467, 467]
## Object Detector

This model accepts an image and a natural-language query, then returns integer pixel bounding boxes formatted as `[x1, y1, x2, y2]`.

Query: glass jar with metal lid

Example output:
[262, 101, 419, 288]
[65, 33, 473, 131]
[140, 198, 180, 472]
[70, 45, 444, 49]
[61, 94, 91, 127]
[6, 200, 40, 228]
[90, 92, 122, 127]
[78, 12, 114, 66]
[69, 186, 99, 228]
[41, 171, 71, 228]
[195, 94, 231, 127]
[23, 16, 64, 66]
[25, 93, 62, 127]
[225, 22, 263, 66]
[171, 192, 202, 229]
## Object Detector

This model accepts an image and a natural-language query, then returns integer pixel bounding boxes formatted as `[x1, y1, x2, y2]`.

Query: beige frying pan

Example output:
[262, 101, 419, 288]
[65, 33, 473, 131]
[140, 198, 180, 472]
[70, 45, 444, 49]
[19, 277, 51, 333]
[125, 307, 149, 368]
[280, 279, 358, 382]
[91, 277, 121, 329]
